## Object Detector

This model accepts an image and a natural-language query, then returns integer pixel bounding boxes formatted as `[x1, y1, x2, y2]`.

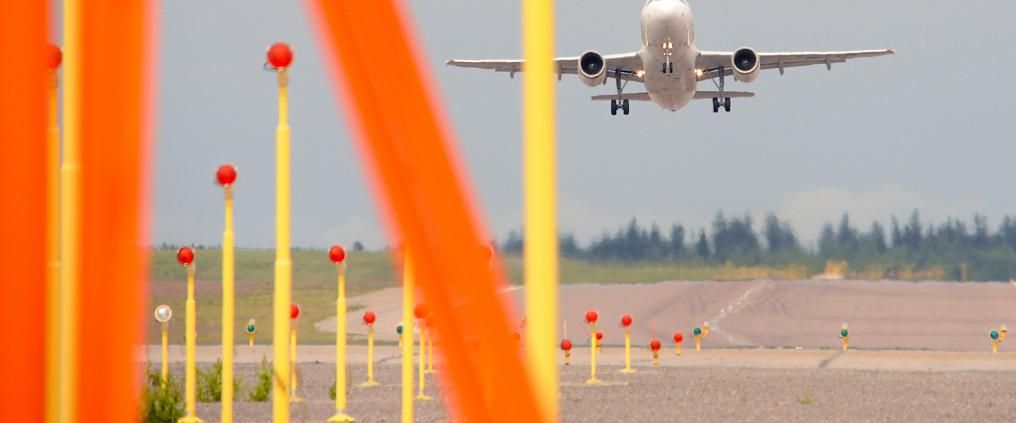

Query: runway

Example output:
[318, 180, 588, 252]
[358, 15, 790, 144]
[314, 280, 1016, 351]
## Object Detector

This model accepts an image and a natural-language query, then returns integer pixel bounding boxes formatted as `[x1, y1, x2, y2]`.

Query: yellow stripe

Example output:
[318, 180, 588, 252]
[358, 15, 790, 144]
[522, 0, 558, 420]
[58, 0, 80, 420]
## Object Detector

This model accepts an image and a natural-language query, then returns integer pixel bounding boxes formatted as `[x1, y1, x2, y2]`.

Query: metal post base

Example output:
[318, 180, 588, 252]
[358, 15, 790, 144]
[327, 412, 356, 422]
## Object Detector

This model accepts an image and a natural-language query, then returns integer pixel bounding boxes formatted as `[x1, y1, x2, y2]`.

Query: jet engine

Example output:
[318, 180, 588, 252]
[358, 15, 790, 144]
[578, 51, 607, 87]
[731, 47, 760, 83]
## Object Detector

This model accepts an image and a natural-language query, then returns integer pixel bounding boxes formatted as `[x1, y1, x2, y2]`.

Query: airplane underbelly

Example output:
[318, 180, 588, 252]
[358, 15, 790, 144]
[643, 52, 695, 111]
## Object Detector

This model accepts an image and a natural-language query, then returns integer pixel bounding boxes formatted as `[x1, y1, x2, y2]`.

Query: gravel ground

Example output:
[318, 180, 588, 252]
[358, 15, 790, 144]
[172, 361, 1016, 422]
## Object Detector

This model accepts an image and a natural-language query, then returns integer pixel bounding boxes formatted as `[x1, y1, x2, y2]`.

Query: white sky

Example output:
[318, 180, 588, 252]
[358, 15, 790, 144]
[120, 0, 1016, 248]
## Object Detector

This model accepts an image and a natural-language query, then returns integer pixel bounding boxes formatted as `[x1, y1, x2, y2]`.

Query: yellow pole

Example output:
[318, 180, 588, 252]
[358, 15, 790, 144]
[416, 319, 431, 401]
[401, 251, 414, 422]
[585, 324, 600, 384]
[653, 351, 659, 367]
[621, 328, 634, 373]
[290, 324, 301, 402]
[45, 65, 61, 423]
[695, 336, 701, 352]
[993, 340, 998, 354]
[182, 264, 202, 422]
[564, 350, 570, 366]
[676, 343, 682, 356]
[221, 184, 235, 423]
[161, 322, 168, 389]
[272, 68, 292, 423]
[359, 324, 378, 387]
[248, 334, 254, 348]
[58, 1, 82, 421]
[522, 0, 558, 418]
[426, 328, 434, 374]
[329, 264, 355, 422]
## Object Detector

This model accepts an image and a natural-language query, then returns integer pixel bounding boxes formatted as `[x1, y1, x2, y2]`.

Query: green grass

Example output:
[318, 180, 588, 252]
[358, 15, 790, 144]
[148, 248, 396, 345]
[146, 248, 807, 344]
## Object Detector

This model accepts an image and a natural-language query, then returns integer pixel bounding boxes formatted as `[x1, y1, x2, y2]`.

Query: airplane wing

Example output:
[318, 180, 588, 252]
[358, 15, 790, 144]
[447, 52, 645, 83]
[694, 49, 894, 80]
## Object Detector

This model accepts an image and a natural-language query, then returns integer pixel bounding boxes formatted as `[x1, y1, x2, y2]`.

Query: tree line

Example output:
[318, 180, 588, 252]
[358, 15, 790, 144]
[500, 210, 1016, 281]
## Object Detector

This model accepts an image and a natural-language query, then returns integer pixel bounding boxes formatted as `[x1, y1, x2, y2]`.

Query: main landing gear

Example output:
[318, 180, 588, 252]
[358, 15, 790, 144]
[609, 72, 630, 116]
[611, 99, 630, 116]
[710, 67, 732, 113]
[712, 97, 731, 113]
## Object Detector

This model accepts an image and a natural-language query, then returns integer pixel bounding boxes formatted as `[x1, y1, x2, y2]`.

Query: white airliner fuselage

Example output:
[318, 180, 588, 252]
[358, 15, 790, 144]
[447, 0, 893, 115]
[639, 0, 697, 110]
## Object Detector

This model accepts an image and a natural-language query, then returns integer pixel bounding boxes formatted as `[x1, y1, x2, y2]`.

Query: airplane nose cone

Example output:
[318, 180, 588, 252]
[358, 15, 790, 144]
[648, 0, 689, 16]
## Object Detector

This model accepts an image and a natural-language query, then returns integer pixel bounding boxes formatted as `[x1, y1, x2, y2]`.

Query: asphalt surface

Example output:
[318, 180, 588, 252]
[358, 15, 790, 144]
[316, 280, 1016, 351]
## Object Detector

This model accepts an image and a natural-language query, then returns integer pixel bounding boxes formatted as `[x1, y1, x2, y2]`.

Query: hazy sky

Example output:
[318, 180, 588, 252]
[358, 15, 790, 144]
[142, 0, 1016, 249]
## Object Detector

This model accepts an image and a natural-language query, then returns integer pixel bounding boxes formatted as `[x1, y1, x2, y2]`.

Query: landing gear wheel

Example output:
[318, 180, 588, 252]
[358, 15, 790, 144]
[622, 99, 630, 115]
[610, 99, 618, 116]
[712, 97, 720, 113]
[723, 97, 731, 112]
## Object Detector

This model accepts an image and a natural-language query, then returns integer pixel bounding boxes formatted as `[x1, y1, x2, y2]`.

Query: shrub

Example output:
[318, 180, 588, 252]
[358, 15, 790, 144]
[249, 357, 272, 402]
[196, 359, 240, 402]
[139, 363, 184, 423]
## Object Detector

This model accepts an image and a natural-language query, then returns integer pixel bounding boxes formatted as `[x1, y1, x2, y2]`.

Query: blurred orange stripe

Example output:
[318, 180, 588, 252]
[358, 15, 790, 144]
[306, 1, 545, 421]
[74, 0, 151, 419]
[0, 1, 48, 421]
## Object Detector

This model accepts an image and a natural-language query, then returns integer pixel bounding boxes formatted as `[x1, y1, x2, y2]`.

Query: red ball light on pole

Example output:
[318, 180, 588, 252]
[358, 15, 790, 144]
[176, 247, 194, 266]
[47, 44, 62, 70]
[360, 309, 379, 388]
[290, 303, 302, 402]
[560, 339, 573, 366]
[266, 43, 293, 70]
[217, 162, 238, 422]
[328, 245, 346, 264]
[585, 309, 601, 384]
[330, 242, 355, 418]
[650, 339, 662, 367]
[620, 315, 633, 327]
[178, 245, 200, 419]
[620, 314, 635, 373]
[673, 331, 684, 356]
[215, 164, 237, 186]
[414, 304, 430, 320]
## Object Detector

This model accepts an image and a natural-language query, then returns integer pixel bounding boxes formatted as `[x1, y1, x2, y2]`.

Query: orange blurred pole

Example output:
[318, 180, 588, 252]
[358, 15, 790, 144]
[0, 1, 48, 420]
[45, 46, 63, 423]
[307, 1, 545, 421]
[74, 0, 152, 420]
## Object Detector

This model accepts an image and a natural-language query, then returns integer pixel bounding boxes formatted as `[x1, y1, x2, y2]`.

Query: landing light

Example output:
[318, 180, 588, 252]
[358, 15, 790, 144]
[636, 70, 645, 78]
[695, 69, 703, 77]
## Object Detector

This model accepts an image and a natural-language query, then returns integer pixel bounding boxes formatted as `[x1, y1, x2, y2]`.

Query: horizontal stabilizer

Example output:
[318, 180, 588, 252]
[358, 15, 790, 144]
[590, 92, 651, 101]
[693, 91, 754, 99]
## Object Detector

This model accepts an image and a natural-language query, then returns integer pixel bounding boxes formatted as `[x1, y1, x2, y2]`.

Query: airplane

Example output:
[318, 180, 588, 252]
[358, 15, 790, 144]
[447, 0, 894, 115]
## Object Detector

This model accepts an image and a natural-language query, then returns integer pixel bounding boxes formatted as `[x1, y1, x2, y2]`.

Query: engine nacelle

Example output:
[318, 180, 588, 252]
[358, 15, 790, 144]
[731, 47, 760, 83]
[578, 51, 607, 87]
